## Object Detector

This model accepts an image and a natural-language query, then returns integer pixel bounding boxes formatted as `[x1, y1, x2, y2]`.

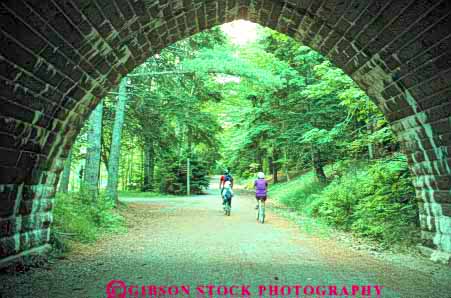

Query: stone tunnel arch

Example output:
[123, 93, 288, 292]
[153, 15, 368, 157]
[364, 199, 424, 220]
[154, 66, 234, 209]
[0, 0, 450, 267]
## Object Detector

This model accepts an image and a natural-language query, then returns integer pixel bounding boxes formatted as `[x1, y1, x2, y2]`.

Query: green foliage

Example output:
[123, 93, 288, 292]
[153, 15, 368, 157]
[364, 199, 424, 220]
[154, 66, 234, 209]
[101, 26, 228, 193]
[52, 191, 126, 248]
[181, 48, 283, 88]
[68, 22, 400, 198]
[270, 155, 419, 247]
[269, 172, 324, 215]
[217, 26, 399, 182]
[156, 153, 210, 195]
[350, 156, 418, 244]
[55, 21, 421, 256]
[314, 168, 369, 228]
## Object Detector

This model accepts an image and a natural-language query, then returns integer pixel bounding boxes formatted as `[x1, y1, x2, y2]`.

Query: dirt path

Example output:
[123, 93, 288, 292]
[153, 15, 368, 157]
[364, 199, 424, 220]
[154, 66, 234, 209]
[1, 186, 450, 297]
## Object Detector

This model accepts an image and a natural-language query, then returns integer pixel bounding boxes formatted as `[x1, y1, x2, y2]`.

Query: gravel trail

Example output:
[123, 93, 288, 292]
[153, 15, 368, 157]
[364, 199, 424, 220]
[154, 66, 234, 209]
[1, 185, 450, 298]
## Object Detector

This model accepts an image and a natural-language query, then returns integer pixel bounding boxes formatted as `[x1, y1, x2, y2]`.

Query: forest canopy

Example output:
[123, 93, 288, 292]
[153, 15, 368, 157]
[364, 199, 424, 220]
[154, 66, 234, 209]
[55, 21, 417, 248]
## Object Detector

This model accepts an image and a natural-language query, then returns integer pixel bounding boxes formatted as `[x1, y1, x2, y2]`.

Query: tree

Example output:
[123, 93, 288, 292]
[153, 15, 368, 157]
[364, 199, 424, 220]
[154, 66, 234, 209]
[121, 28, 230, 192]
[219, 26, 396, 182]
[59, 149, 72, 193]
[83, 100, 103, 197]
[106, 78, 129, 203]
[68, 22, 400, 197]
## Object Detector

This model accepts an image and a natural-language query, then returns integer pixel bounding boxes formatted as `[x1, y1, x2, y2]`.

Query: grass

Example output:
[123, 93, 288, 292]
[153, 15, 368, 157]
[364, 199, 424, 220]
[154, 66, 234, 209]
[269, 172, 333, 238]
[118, 191, 177, 199]
[51, 191, 127, 252]
[269, 172, 323, 214]
[51, 189, 179, 253]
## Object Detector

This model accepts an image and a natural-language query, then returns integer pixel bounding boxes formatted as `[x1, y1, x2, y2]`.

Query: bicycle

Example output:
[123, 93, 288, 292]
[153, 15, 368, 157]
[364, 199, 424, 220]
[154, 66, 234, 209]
[256, 199, 265, 223]
[224, 197, 231, 216]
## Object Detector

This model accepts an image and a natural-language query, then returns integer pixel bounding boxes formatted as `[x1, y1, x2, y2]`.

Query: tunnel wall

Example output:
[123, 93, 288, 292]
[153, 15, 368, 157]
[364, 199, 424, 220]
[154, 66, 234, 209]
[0, 0, 450, 267]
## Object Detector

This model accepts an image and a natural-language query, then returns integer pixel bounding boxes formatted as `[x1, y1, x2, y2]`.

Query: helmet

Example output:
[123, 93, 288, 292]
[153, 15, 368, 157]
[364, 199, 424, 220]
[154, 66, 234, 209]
[224, 170, 229, 175]
[257, 172, 265, 179]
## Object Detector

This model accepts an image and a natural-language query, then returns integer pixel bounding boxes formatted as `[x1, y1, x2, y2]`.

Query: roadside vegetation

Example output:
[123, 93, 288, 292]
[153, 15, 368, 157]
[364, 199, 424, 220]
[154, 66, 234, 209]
[51, 192, 126, 251]
[269, 155, 419, 248]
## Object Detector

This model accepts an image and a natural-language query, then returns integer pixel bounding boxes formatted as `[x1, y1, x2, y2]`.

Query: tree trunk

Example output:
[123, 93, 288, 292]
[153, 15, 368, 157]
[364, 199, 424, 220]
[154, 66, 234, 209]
[58, 149, 72, 193]
[78, 165, 84, 191]
[256, 136, 264, 172]
[143, 138, 155, 191]
[127, 148, 133, 190]
[366, 97, 374, 160]
[124, 150, 131, 190]
[122, 165, 126, 191]
[148, 150, 155, 192]
[268, 155, 278, 183]
[107, 77, 128, 204]
[281, 120, 290, 182]
[284, 147, 290, 182]
[177, 122, 185, 162]
[83, 100, 103, 198]
[273, 166, 278, 183]
[272, 149, 279, 184]
[70, 164, 76, 192]
[311, 146, 327, 184]
[141, 147, 145, 190]
[101, 133, 109, 170]
[255, 147, 264, 172]
[187, 126, 193, 158]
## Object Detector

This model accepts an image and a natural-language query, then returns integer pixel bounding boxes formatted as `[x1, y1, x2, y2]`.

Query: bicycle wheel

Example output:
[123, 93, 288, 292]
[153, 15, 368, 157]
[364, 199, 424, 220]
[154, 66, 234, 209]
[257, 200, 260, 221]
[224, 200, 231, 216]
[260, 202, 265, 223]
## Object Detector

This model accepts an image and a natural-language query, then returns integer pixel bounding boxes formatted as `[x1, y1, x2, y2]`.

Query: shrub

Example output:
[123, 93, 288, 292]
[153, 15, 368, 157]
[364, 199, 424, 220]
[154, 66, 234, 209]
[52, 191, 126, 249]
[315, 155, 418, 245]
[350, 155, 418, 245]
[271, 154, 419, 247]
[313, 168, 372, 229]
